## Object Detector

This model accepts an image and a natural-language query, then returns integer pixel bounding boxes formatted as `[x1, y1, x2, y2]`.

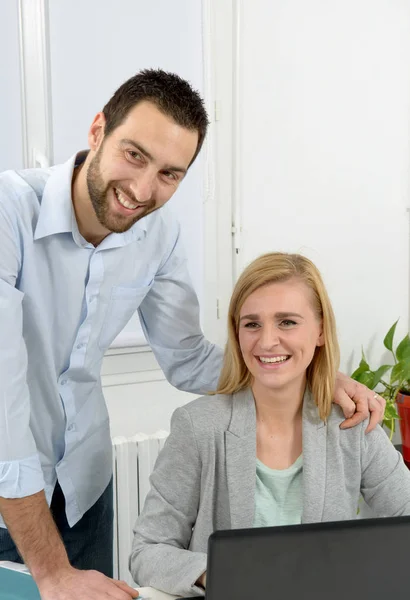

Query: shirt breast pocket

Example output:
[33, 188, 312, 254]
[98, 285, 151, 350]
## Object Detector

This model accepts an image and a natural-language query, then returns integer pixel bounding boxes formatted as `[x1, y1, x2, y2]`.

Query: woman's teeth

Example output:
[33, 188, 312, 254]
[115, 188, 138, 210]
[259, 356, 289, 364]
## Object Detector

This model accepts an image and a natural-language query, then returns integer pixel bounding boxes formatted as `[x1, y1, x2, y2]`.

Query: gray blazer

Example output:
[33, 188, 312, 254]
[130, 389, 410, 597]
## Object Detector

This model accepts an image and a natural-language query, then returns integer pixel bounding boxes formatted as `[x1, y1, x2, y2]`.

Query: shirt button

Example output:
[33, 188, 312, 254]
[76, 342, 85, 349]
[60, 379, 68, 386]
[67, 424, 75, 432]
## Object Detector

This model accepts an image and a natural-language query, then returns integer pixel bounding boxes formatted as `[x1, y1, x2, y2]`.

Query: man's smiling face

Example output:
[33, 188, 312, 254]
[86, 100, 199, 234]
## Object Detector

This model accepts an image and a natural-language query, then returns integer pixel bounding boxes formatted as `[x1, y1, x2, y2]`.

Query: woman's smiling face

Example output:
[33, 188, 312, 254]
[238, 277, 324, 395]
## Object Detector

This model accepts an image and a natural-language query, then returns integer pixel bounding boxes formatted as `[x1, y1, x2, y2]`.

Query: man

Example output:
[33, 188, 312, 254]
[0, 69, 384, 600]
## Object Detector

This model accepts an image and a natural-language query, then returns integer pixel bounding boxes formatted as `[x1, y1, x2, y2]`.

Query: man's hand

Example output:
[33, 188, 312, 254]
[0, 493, 138, 600]
[334, 371, 386, 433]
[38, 566, 139, 600]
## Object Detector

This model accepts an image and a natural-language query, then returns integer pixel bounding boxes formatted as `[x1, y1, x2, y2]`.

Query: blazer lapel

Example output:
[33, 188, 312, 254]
[302, 389, 327, 522]
[225, 389, 257, 529]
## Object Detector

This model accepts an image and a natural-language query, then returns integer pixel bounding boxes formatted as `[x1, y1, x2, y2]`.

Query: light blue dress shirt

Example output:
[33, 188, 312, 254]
[0, 153, 222, 527]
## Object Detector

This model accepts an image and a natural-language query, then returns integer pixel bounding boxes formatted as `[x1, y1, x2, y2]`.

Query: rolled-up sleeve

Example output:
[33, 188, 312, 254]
[0, 456, 44, 498]
[138, 221, 223, 395]
[0, 203, 44, 499]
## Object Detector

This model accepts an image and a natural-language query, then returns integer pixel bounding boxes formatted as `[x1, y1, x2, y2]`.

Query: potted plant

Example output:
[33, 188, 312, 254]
[351, 319, 410, 467]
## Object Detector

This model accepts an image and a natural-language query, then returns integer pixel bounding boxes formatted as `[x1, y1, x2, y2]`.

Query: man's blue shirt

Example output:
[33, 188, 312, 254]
[0, 154, 222, 526]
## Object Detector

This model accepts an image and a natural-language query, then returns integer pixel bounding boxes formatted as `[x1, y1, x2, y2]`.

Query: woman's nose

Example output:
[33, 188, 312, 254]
[259, 326, 280, 350]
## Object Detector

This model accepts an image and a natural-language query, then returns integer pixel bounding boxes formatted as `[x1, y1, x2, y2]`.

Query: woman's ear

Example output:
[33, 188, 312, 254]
[317, 322, 325, 347]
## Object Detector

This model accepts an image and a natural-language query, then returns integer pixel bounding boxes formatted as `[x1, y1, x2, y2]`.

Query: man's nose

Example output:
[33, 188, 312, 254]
[130, 171, 156, 203]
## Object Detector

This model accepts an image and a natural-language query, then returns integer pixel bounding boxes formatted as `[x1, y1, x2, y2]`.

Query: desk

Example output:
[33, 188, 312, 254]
[137, 587, 178, 599]
[0, 563, 178, 600]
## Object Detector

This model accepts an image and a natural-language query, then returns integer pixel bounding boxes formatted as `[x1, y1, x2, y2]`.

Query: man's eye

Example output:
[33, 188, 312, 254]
[162, 171, 177, 181]
[127, 150, 142, 161]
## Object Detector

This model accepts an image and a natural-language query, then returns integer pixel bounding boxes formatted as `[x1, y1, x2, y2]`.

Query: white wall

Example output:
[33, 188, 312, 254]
[0, 0, 23, 171]
[233, 0, 410, 374]
[105, 378, 196, 437]
[101, 347, 199, 437]
[47, 0, 206, 342]
[43, 0, 213, 437]
[105, 0, 410, 438]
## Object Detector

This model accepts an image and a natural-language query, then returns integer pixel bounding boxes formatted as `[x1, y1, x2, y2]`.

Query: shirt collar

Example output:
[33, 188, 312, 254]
[34, 154, 77, 240]
[34, 152, 149, 244]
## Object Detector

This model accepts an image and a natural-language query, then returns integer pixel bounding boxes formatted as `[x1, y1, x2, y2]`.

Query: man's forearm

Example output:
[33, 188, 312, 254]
[0, 490, 71, 584]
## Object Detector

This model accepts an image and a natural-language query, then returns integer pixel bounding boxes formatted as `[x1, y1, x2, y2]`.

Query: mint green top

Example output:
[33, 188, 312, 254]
[253, 454, 303, 527]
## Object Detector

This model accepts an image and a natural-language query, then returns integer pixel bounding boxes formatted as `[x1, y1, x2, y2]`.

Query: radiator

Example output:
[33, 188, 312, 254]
[112, 430, 169, 585]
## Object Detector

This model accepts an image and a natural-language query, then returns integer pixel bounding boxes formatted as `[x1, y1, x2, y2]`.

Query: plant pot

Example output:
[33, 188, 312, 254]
[396, 390, 410, 468]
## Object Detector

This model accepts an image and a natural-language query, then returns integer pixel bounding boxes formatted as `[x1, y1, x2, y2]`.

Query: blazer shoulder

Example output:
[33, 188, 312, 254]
[176, 393, 234, 431]
[304, 393, 366, 449]
[325, 404, 367, 448]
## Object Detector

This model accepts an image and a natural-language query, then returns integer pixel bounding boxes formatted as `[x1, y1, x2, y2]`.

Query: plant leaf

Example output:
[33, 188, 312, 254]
[354, 371, 375, 389]
[390, 362, 405, 384]
[371, 364, 392, 387]
[384, 402, 400, 420]
[351, 355, 370, 380]
[383, 319, 399, 352]
[383, 418, 393, 431]
[360, 348, 369, 368]
[393, 361, 410, 386]
[396, 334, 410, 362]
[351, 365, 368, 380]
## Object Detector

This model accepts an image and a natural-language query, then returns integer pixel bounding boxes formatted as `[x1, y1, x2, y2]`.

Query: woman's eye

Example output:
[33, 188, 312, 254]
[281, 319, 296, 327]
[244, 322, 259, 329]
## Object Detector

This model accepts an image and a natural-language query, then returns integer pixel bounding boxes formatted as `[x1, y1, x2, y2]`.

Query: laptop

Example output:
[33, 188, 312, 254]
[184, 516, 410, 599]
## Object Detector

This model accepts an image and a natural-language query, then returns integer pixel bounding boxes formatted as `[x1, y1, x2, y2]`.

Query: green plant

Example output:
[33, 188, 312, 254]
[351, 320, 410, 438]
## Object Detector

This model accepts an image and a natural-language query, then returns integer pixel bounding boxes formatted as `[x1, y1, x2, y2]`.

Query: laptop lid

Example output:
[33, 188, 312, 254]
[205, 516, 410, 600]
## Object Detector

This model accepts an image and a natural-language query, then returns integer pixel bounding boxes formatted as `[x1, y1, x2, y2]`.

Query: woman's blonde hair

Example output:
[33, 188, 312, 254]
[215, 252, 340, 421]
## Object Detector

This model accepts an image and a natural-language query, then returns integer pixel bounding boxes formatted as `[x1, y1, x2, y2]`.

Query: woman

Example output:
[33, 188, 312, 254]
[130, 253, 410, 597]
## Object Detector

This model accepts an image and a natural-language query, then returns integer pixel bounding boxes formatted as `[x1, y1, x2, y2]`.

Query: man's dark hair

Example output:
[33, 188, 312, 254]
[102, 68, 209, 166]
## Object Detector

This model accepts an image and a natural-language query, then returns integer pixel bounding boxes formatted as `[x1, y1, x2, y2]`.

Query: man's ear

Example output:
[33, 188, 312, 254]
[88, 112, 106, 151]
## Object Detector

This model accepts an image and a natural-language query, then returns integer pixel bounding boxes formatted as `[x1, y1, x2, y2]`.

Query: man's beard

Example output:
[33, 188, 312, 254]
[86, 147, 155, 233]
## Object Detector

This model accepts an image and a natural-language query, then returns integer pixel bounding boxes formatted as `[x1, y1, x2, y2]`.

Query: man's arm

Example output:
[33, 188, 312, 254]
[0, 492, 138, 600]
[0, 491, 70, 586]
[0, 201, 137, 599]
[138, 221, 223, 395]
